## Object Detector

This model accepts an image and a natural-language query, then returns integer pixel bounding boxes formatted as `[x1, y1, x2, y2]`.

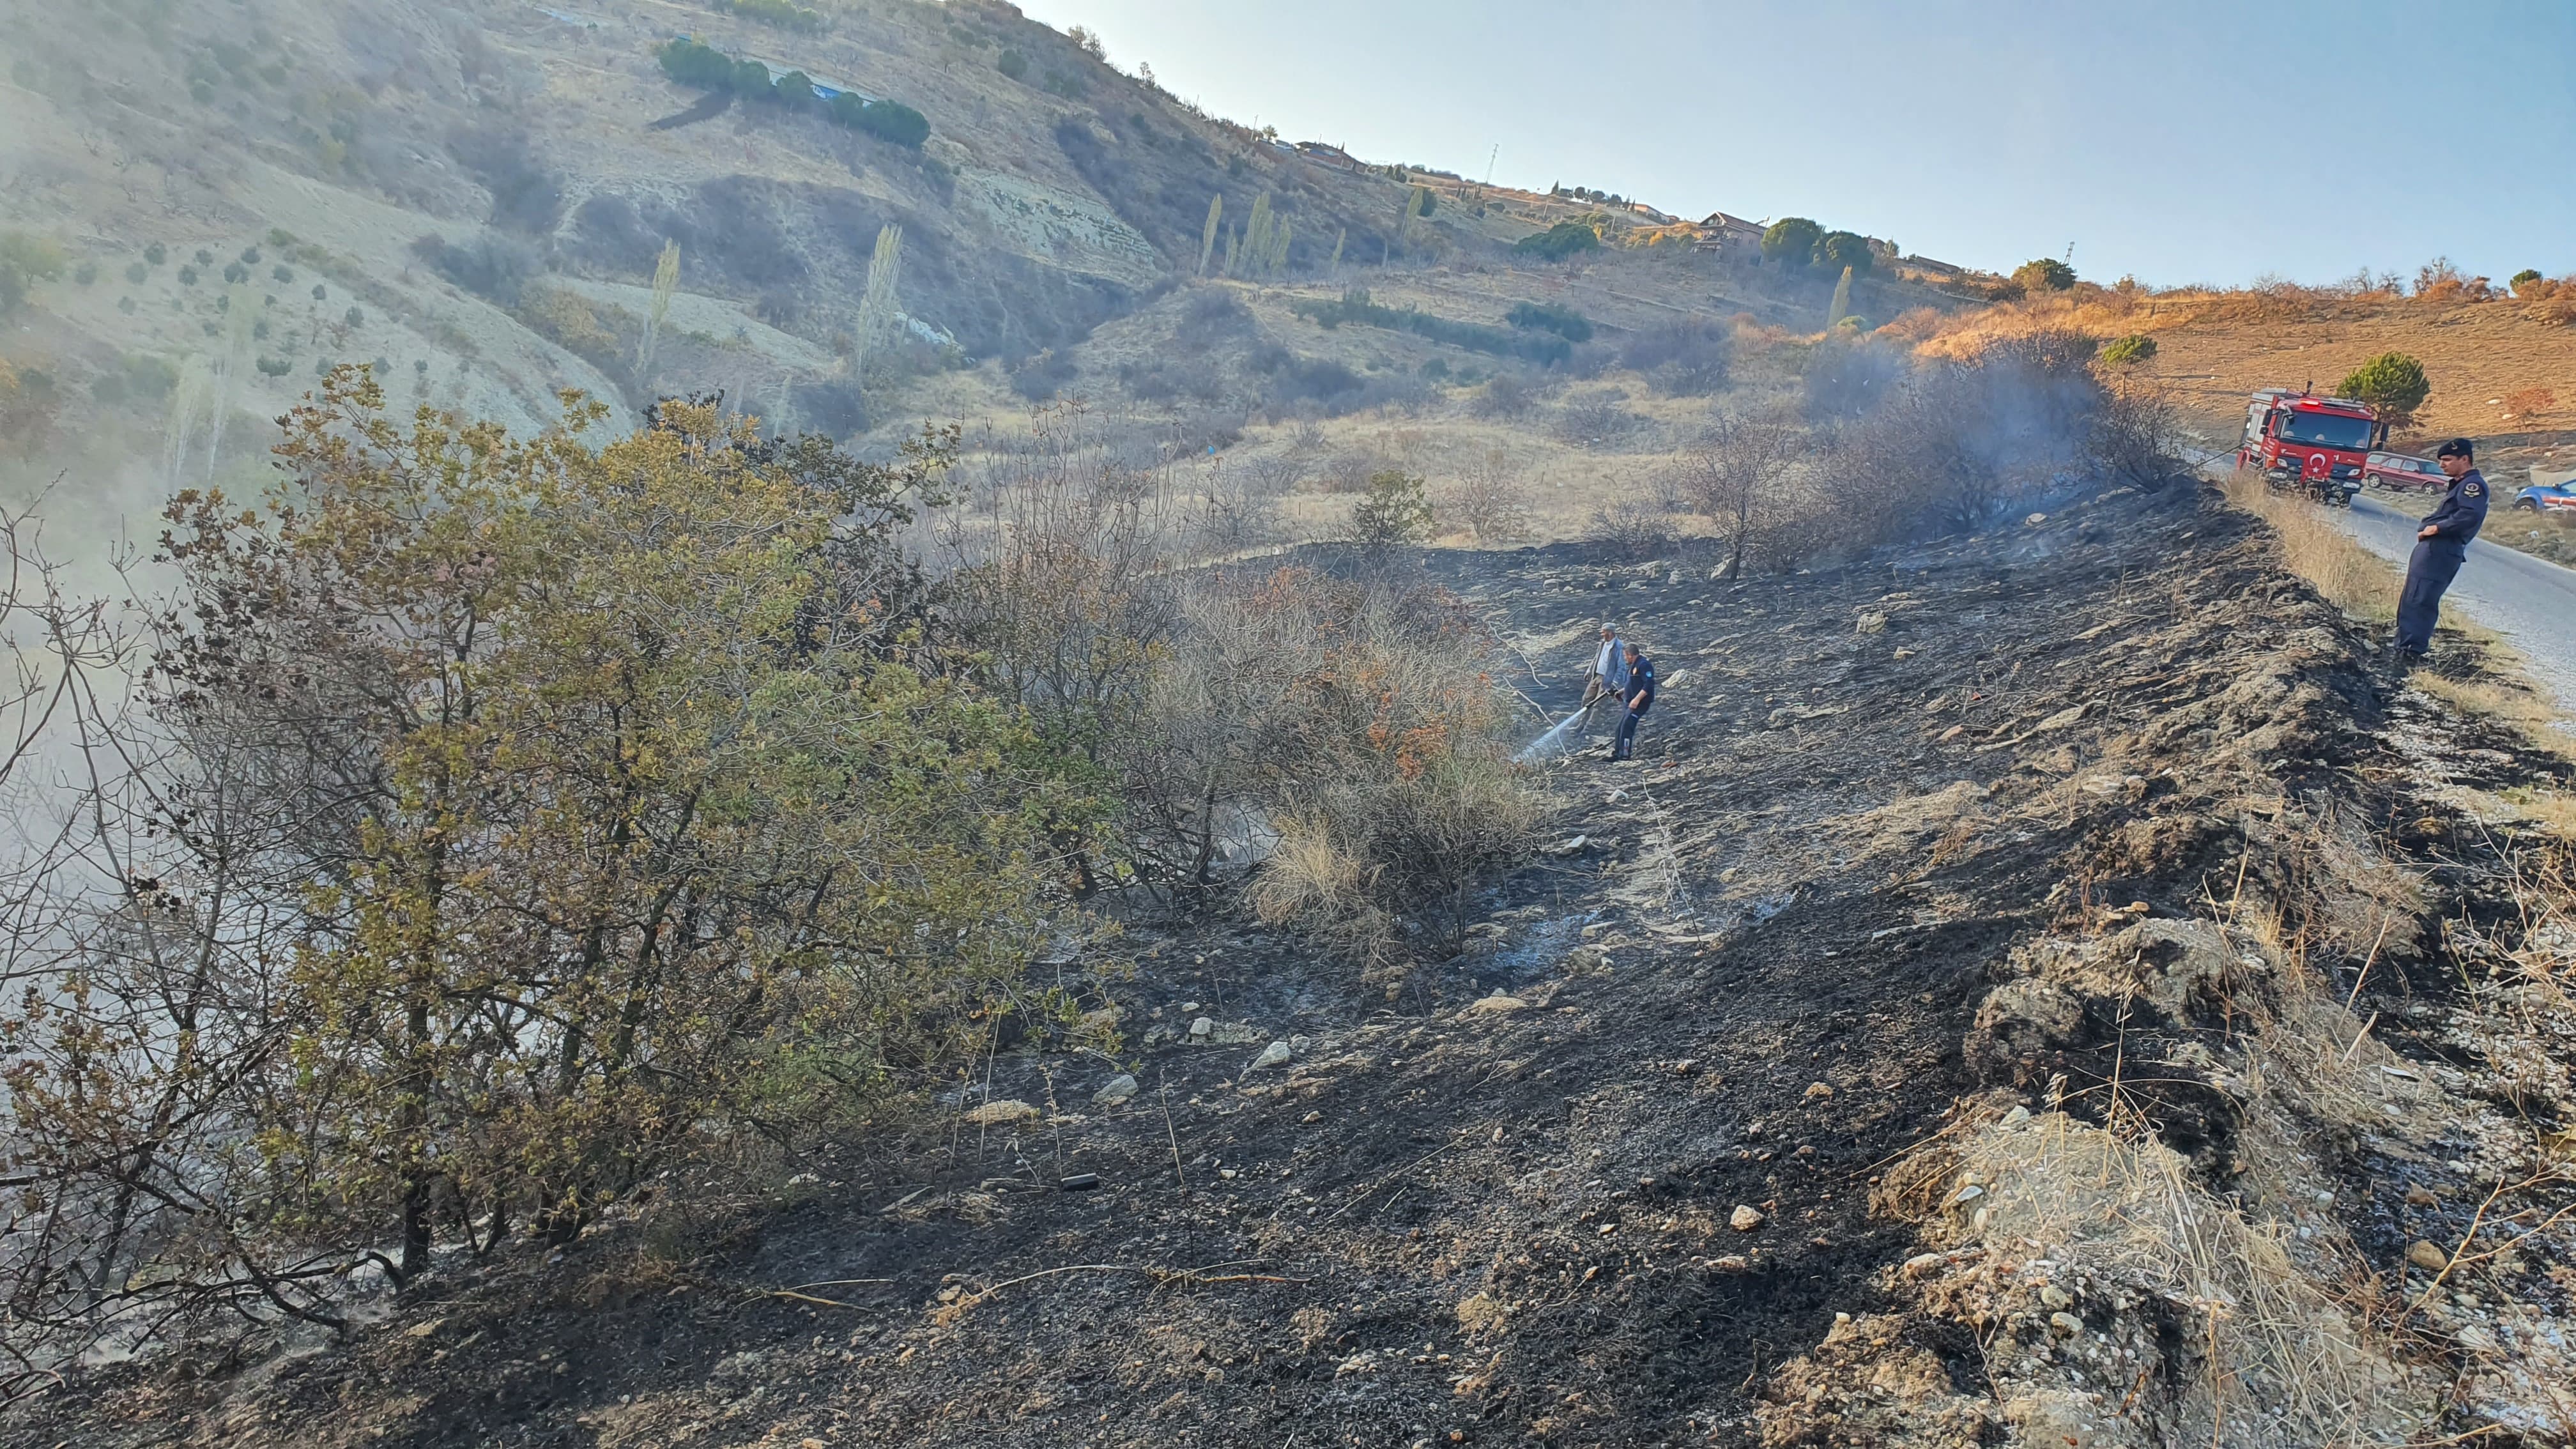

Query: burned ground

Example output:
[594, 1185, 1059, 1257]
[20, 484, 2576, 1448]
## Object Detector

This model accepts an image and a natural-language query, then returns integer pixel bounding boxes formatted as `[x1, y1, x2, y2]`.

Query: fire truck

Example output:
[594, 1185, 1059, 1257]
[2236, 387, 2382, 506]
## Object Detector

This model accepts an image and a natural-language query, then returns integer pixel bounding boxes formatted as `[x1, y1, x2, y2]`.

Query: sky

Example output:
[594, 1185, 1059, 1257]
[1012, 0, 2576, 289]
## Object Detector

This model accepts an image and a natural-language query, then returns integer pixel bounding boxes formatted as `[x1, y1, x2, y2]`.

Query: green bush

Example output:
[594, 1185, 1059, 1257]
[2338, 351, 2430, 425]
[829, 91, 930, 148]
[177, 266, 198, 286]
[997, 49, 1028, 80]
[1505, 300, 1593, 342]
[713, 0, 825, 31]
[1816, 229, 1873, 276]
[2013, 257, 2076, 293]
[73, 263, 98, 287]
[0, 233, 67, 314]
[123, 355, 180, 399]
[1350, 470, 1434, 544]
[2511, 268, 2543, 292]
[1293, 288, 1570, 365]
[144, 243, 165, 266]
[1512, 220, 1602, 263]
[256, 356, 293, 376]
[2099, 334, 2158, 367]
[657, 38, 737, 89]
[1762, 217, 1823, 268]
[125, 262, 148, 284]
[272, 264, 293, 283]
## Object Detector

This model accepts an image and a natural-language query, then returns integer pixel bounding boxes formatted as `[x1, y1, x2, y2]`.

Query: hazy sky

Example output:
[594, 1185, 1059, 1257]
[1013, 0, 2575, 288]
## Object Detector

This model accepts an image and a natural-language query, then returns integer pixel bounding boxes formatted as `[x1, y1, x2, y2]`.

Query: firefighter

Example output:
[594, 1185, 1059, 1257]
[1611, 641, 1656, 763]
[2394, 438, 2487, 663]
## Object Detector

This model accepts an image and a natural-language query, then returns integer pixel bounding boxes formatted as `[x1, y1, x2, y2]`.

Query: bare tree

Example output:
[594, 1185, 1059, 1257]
[1441, 448, 1534, 545]
[1680, 413, 1804, 578]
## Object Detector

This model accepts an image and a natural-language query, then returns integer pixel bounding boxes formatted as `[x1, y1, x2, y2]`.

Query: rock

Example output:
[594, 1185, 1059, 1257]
[1711, 1254, 1751, 1273]
[1248, 1040, 1292, 1071]
[1091, 1074, 1139, 1107]
[1946, 1184, 1986, 1209]
[1179, 1001, 1200, 1013]
[2048, 1311, 2083, 1338]
[1855, 611, 1888, 634]
[404, 1317, 443, 1339]
[1289, 1034, 1313, 1054]
[1729, 1205, 1766, 1232]
[1189, 1016, 1214, 1039]
[1900, 1253, 1945, 1278]
[2407, 1239, 2450, 1272]
[2039, 1284, 2074, 1311]
[2404, 1185, 2439, 1208]
[1542, 834, 1590, 857]
[2025, 512, 2049, 526]
[2000, 1105, 2032, 1126]
[1803, 1082, 1834, 1101]
[2032, 702, 2089, 733]
[1579, 922, 1612, 939]
[963, 1099, 1039, 1126]
[1672, 1057, 1699, 1076]
[1466, 993, 1528, 1014]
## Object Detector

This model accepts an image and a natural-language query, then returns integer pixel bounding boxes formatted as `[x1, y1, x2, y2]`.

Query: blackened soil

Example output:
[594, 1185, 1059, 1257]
[20, 484, 2450, 1448]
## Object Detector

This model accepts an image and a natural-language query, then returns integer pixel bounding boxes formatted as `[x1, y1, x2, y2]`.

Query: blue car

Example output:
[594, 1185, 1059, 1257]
[2513, 470, 2576, 514]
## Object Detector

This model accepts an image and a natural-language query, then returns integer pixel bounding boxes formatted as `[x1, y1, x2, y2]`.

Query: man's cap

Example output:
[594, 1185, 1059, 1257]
[2435, 437, 2475, 459]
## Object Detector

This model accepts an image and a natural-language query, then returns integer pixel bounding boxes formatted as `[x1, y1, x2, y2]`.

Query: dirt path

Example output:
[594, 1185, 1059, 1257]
[19, 485, 2576, 1448]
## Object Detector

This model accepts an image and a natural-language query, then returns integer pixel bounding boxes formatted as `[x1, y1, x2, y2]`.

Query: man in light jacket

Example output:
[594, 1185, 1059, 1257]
[1586, 625, 1630, 708]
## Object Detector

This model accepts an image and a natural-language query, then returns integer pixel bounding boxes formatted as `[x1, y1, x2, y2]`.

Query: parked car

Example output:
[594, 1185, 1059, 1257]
[2513, 479, 2576, 513]
[2363, 450, 2446, 493]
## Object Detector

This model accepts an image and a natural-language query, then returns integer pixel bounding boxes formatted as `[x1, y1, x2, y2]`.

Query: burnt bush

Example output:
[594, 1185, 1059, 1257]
[1620, 318, 1733, 395]
[1832, 329, 2108, 540]
[448, 125, 564, 235]
[411, 232, 539, 305]
[1173, 286, 1252, 352]
[791, 378, 869, 438]
[1252, 347, 1362, 413]
[1010, 348, 1080, 401]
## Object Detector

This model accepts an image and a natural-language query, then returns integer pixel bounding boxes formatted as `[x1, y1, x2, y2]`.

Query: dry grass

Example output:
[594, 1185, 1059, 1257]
[1924, 1108, 2436, 1446]
[2213, 471, 2401, 621]
[2408, 668, 2576, 763]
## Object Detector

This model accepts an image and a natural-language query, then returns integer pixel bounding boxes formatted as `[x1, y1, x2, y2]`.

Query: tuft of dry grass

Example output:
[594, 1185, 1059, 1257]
[2214, 471, 2400, 620]
[2408, 668, 2576, 763]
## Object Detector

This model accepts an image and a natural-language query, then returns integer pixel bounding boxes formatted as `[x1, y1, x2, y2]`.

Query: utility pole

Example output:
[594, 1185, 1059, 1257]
[1483, 144, 1498, 186]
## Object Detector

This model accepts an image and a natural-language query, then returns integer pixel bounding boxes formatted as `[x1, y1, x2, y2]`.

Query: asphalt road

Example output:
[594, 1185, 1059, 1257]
[2336, 487, 2576, 715]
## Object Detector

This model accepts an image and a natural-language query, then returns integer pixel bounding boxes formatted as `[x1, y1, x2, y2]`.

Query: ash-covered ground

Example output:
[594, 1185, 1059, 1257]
[23, 482, 2576, 1448]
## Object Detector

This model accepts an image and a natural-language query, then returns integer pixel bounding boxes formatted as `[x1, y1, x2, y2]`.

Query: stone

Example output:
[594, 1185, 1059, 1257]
[1289, 1034, 1313, 1054]
[1900, 1253, 1945, 1278]
[2025, 512, 2048, 526]
[2000, 1105, 2032, 1126]
[1179, 1001, 1200, 1013]
[1729, 1205, 1766, 1232]
[2039, 1284, 2073, 1311]
[1947, 1184, 1986, 1209]
[1466, 993, 1528, 1014]
[2048, 1311, 2083, 1338]
[963, 1099, 1039, 1126]
[1189, 1016, 1214, 1039]
[1855, 611, 1888, 634]
[1091, 1074, 1139, 1107]
[1803, 1082, 1834, 1101]
[1542, 835, 1590, 857]
[1248, 1040, 1292, 1071]
[2407, 1239, 2450, 1273]
[2032, 703, 2089, 733]
[2404, 1185, 2439, 1208]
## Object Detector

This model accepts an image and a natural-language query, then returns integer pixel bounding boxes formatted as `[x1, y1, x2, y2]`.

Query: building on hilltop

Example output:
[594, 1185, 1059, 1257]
[1694, 211, 1767, 254]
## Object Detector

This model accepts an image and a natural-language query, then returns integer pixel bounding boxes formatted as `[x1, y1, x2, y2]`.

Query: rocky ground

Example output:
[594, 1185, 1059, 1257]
[18, 480, 2576, 1448]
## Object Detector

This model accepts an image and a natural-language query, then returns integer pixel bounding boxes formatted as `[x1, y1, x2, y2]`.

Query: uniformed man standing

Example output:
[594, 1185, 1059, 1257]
[2395, 438, 2487, 663]
[1611, 641, 1656, 762]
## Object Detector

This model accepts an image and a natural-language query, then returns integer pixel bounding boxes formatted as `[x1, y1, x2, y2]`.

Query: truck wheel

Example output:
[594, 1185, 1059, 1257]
[2515, 498, 2540, 512]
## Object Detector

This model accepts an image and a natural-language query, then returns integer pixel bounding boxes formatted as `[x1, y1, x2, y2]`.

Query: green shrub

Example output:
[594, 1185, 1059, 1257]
[2099, 334, 2157, 367]
[1293, 288, 1568, 365]
[1762, 217, 1823, 268]
[829, 91, 929, 148]
[177, 265, 198, 286]
[124, 262, 148, 284]
[194, 249, 214, 266]
[1, 233, 68, 314]
[223, 262, 249, 284]
[2511, 268, 2543, 289]
[73, 263, 97, 287]
[123, 355, 180, 399]
[1512, 220, 1602, 262]
[2013, 257, 2076, 292]
[272, 264, 293, 283]
[712, 0, 825, 31]
[657, 38, 737, 89]
[256, 356, 293, 376]
[2338, 351, 2430, 425]
[345, 307, 365, 327]
[997, 49, 1028, 80]
[144, 243, 166, 266]
[1505, 300, 1593, 342]
[312, 284, 327, 301]
[1350, 470, 1434, 544]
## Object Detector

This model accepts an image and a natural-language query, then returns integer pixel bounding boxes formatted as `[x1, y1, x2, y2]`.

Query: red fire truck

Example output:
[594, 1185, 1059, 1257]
[2236, 387, 2382, 505]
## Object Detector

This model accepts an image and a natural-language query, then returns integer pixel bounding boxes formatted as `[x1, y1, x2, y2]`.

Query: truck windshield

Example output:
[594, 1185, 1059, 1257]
[2278, 412, 2373, 450]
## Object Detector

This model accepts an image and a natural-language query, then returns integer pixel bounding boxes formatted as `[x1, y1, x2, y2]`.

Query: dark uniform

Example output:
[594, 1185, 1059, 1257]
[2396, 461, 2487, 657]
[1613, 653, 1655, 761]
